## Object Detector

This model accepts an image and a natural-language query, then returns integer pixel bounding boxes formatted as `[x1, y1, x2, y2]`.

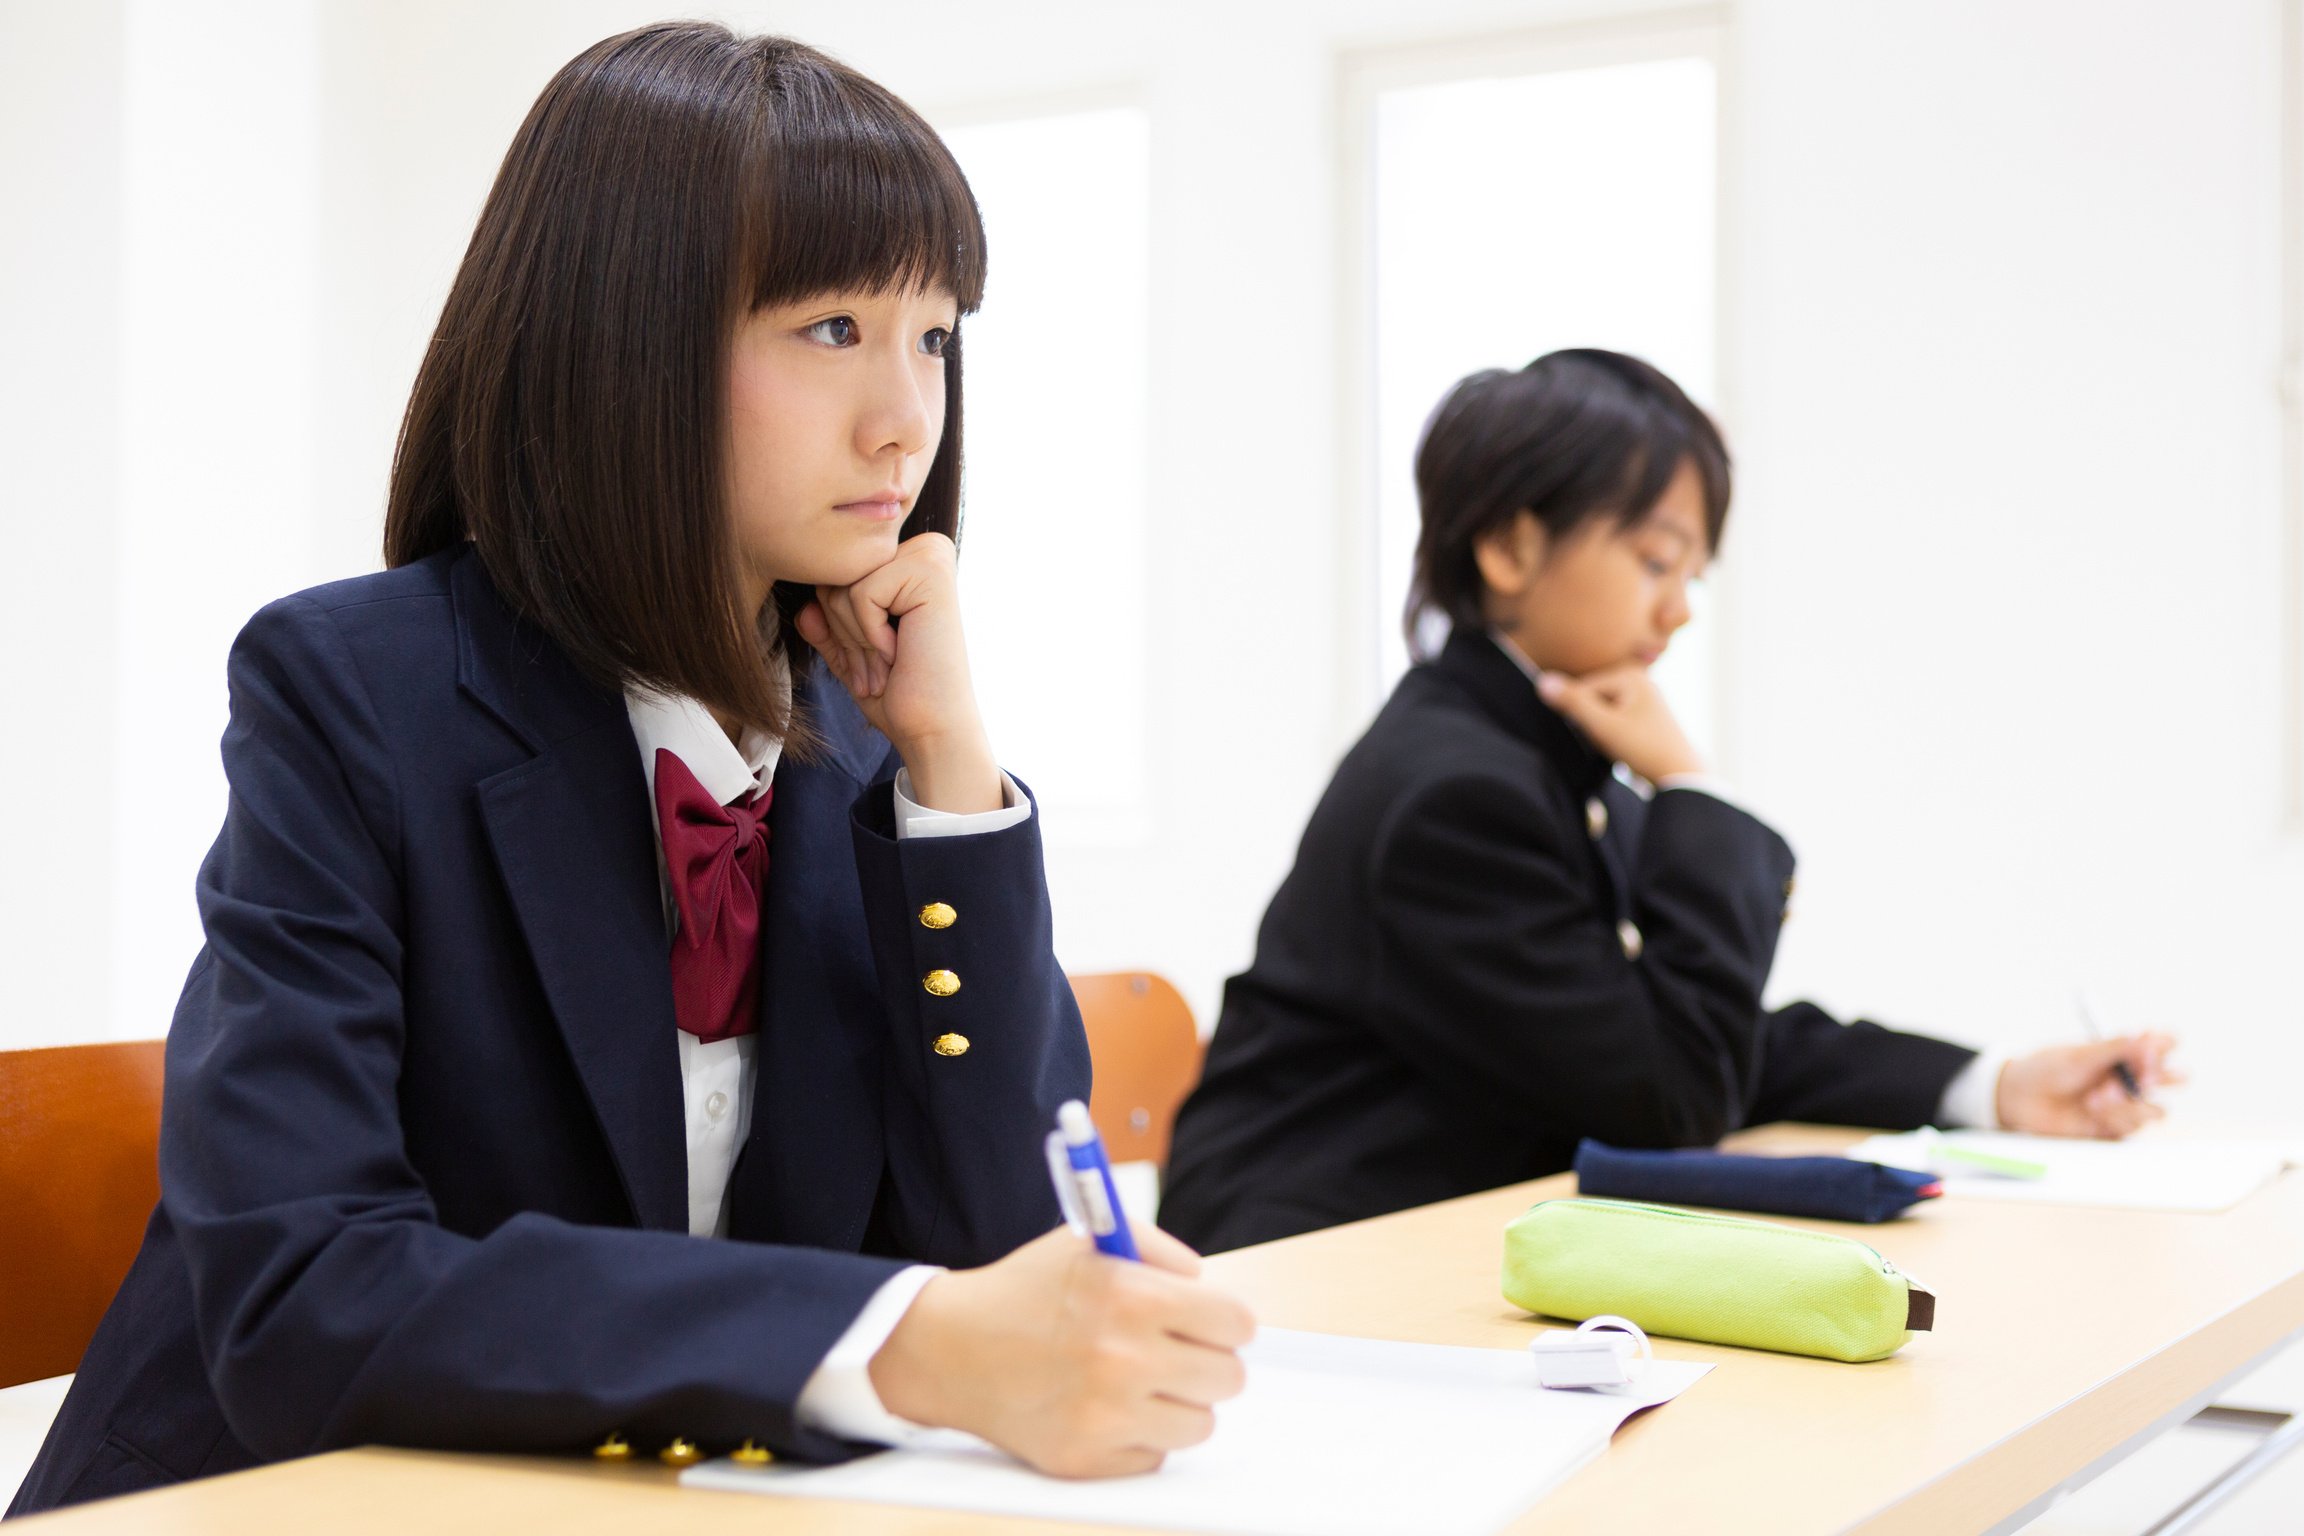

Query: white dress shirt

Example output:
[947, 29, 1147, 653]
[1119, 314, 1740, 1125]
[1485, 630, 2004, 1129]
[623, 672, 1031, 1445]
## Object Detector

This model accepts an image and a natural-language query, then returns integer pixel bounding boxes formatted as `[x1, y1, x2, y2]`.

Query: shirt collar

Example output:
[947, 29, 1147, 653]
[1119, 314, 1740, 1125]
[1488, 627, 1547, 689]
[623, 654, 789, 808]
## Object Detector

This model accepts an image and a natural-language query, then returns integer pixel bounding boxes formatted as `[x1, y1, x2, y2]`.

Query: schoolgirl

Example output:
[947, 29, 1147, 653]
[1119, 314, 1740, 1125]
[13, 23, 1247, 1513]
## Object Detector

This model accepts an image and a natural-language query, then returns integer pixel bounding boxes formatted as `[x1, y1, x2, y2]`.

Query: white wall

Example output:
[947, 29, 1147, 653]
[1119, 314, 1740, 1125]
[1, 0, 123, 1044]
[113, 0, 326, 1048]
[4, 0, 2298, 1141]
[1725, 0, 2302, 1131]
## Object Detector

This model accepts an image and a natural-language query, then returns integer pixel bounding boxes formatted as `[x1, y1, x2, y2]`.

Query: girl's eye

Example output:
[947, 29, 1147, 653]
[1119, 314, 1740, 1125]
[1641, 557, 1672, 578]
[919, 327, 952, 358]
[806, 316, 858, 346]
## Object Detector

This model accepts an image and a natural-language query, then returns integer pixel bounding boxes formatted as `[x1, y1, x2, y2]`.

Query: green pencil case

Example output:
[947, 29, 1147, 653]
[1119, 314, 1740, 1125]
[1501, 1197, 1935, 1363]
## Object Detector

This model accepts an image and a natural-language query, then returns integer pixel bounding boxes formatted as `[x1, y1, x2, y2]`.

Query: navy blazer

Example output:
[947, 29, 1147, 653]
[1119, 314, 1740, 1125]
[11, 549, 1088, 1515]
[1160, 629, 1973, 1253]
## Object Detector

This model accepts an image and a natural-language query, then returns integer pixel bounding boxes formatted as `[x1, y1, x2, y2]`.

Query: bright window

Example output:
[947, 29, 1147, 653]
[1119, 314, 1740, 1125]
[1367, 54, 1721, 755]
[940, 108, 1152, 842]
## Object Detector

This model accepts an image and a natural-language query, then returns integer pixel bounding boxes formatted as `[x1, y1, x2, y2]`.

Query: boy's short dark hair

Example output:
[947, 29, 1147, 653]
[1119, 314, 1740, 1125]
[1405, 349, 1730, 657]
[385, 23, 986, 744]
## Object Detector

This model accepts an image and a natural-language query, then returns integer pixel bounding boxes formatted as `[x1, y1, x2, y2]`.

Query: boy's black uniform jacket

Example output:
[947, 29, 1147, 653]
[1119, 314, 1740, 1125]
[1161, 629, 1971, 1254]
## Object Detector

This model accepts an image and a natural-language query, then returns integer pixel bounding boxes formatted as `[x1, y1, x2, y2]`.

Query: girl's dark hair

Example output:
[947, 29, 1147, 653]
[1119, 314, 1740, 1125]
[1404, 349, 1730, 658]
[384, 23, 987, 742]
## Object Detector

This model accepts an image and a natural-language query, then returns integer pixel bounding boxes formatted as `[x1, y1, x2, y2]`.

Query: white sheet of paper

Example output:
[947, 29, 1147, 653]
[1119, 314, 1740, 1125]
[682, 1327, 1711, 1536]
[1850, 1130, 2287, 1213]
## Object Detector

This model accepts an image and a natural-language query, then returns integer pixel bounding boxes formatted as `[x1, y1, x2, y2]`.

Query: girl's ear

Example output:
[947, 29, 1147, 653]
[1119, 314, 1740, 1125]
[1472, 511, 1547, 599]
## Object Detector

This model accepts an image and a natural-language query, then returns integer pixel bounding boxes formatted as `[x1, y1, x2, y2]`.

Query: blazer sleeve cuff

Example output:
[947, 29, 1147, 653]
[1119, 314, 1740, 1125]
[794, 1264, 946, 1446]
[892, 768, 1033, 840]
[1655, 773, 1746, 816]
[1936, 1049, 2007, 1129]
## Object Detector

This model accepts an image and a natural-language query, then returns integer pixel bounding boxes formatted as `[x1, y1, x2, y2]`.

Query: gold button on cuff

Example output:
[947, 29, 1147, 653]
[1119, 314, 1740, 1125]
[1585, 797, 1609, 841]
[933, 1032, 971, 1057]
[592, 1433, 632, 1461]
[659, 1438, 703, 1468]
[922, 968, 961, 998]
[732, 1440, 774, 1466]
[918, 901, 957, 930]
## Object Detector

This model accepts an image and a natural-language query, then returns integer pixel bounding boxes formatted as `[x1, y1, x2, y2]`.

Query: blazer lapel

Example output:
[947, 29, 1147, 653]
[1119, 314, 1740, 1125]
[728, 663, 893, 1248]
[453, 554, 689, 1233]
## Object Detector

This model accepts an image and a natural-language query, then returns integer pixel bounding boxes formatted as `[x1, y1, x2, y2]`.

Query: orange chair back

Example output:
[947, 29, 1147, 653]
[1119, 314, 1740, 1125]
[1068, 972, 1202, 1167]
[0, 1040, 166, 1388]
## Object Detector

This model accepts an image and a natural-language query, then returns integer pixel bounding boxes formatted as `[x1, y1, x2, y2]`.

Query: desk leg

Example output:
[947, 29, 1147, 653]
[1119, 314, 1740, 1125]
[2141, 1407, 2304, 1536]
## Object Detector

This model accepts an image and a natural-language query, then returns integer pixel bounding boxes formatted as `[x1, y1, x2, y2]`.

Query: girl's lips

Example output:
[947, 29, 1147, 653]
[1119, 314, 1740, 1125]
[835, 499, 906, 521]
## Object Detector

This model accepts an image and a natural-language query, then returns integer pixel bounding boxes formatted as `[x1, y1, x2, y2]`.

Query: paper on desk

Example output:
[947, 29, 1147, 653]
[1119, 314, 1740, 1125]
[1850, 1130, 2286, 1213]
[681, 1326, 1711, 1536]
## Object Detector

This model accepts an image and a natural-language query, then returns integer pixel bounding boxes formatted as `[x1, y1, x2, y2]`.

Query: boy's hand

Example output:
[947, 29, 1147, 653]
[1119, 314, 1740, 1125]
[1997, 1034, 2181, 1138]
[1536, 664, 1705, 783]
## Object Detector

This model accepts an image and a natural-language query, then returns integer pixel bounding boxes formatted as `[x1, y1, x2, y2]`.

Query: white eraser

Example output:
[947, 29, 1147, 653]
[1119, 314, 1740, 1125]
[1530, 1330, 1640, 1389]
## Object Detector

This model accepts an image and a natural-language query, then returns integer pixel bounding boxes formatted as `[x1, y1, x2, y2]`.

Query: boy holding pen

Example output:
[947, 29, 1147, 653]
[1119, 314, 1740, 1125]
[1162, 351, 2179, 1255]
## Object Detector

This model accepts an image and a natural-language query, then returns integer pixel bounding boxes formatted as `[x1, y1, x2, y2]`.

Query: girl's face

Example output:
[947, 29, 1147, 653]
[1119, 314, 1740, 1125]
[1478, 458, 1711, 676]
[725, 285, 960, 605]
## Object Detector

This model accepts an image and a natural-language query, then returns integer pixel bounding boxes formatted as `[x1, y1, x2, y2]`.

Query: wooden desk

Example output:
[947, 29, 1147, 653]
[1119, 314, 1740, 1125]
[22, 1126, 2304, 1535]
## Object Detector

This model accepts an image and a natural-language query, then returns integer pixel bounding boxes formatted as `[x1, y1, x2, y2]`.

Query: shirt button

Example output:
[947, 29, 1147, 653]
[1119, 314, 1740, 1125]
[1586, 797, 1609, 840]
[1618, 920, 1644, 961]
[705, 1091, 729, 1122]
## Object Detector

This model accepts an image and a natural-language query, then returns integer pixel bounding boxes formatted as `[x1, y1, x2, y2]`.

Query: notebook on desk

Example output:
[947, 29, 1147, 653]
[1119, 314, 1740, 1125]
[1849, 1130, 2287, 1213]
[682, 1327, 1711, 1536]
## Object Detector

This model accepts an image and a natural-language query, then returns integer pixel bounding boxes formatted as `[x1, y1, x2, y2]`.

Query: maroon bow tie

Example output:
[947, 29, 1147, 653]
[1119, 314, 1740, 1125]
[652, 749, 771, 1043]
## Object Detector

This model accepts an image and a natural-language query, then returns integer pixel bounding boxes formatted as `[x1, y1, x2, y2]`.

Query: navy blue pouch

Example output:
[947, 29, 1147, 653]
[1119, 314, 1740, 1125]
[1572, 1139, 1942, 1223]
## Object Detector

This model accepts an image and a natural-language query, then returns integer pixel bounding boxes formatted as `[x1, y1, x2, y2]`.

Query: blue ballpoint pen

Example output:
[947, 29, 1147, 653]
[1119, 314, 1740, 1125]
[1046, 1099, 1140, 1260]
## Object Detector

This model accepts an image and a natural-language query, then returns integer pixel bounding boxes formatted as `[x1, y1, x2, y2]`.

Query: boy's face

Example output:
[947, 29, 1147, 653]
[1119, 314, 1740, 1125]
[723, 285, 959, 607]
[1479, 458, 1711, 677]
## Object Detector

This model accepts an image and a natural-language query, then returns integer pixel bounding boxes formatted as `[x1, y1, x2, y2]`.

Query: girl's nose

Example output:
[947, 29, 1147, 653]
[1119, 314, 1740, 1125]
[861, 351, 936, 459]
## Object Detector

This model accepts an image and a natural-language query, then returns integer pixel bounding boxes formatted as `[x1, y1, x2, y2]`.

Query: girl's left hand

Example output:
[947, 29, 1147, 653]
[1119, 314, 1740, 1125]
[795, 532, 1004, 814]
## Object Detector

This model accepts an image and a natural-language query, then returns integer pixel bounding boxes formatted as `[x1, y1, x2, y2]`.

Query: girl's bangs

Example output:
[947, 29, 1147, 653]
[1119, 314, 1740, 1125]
[743, 63, 987, 312]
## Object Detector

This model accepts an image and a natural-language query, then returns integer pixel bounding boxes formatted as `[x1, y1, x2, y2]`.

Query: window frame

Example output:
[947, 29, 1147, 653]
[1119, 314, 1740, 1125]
[2282, 0, 2304, 829]
[1334, 6, 1738, 763]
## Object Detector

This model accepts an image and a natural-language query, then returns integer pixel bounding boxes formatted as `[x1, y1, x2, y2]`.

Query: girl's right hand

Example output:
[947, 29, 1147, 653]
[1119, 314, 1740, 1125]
[867, 1225, 1255, 1478]
[1536, 664, 1706, 784]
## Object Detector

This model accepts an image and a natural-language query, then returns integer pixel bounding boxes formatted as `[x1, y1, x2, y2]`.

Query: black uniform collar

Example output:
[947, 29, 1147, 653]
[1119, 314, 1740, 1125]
[1431, 627, 1613, 798]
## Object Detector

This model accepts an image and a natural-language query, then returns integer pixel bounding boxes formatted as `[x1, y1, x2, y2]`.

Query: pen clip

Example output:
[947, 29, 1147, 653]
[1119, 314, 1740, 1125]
[1046, 1128, 1091, 1234]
